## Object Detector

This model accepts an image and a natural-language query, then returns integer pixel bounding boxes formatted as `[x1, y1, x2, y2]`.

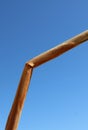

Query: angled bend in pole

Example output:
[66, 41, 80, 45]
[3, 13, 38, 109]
[5, 30, 88, 130]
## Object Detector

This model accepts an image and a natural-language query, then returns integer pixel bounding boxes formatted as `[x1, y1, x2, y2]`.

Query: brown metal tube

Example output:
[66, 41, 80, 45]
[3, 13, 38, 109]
[5, 64, 33, 130]
[5, 30, 88, 130]
[27, 30, 88, 68]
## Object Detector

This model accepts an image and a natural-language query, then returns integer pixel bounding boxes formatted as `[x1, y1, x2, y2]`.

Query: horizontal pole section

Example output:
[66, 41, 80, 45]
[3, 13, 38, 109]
[27, 30, 88, 68]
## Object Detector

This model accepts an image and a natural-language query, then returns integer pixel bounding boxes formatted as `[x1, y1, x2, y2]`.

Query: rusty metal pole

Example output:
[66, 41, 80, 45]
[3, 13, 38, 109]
[27, 30, 88, 68]
[5, 64, 33, 130]
[5, 30, 88, 130]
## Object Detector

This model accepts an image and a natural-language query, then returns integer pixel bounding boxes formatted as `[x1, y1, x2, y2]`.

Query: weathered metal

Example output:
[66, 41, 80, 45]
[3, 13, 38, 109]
[5, 30, 88, 130]
[27, 30, 88, 68]
[5, 64, 33, 130]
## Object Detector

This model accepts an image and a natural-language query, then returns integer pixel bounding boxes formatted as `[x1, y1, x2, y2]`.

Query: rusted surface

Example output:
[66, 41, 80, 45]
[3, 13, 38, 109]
[5, 63, 33, 130]
[27, 30, 88, 68]
[5, 30, 88, 130]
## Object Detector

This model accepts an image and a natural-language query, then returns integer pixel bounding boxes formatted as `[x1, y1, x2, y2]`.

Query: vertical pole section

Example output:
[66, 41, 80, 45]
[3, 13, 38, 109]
[5, 63, 33, 130]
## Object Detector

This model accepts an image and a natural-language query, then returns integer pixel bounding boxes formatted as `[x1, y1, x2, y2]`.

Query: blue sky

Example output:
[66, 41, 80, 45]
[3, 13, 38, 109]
[0, 0, 88, 130]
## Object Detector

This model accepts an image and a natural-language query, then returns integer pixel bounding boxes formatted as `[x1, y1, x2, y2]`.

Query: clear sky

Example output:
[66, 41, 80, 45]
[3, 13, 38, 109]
[0, 0, 88, 130]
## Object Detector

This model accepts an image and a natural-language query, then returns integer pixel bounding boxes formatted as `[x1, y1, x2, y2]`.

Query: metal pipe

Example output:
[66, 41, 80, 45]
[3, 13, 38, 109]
[5, 64, 33, 130]
[27, 30, 88, 68]
[5, 30, 88, 130]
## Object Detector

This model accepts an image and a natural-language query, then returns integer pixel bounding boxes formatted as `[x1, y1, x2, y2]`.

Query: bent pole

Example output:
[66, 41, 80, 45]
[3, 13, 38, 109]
[27, 30, 88, 68]
[5, 30, 88, 130]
